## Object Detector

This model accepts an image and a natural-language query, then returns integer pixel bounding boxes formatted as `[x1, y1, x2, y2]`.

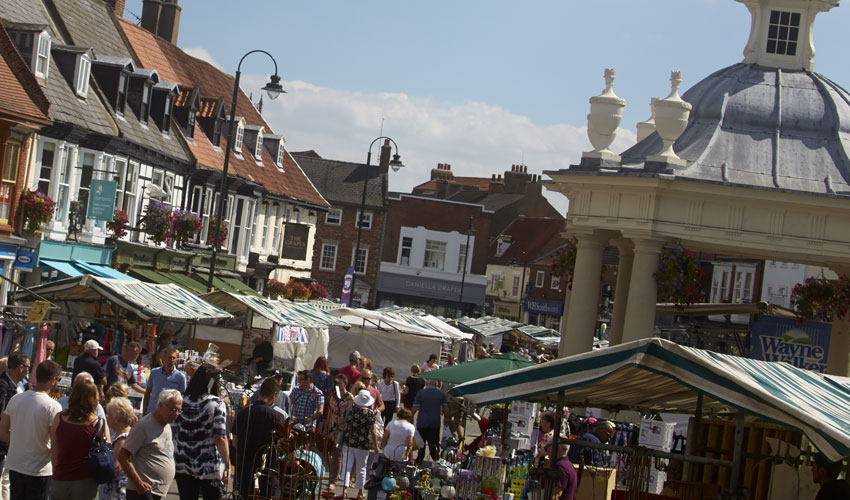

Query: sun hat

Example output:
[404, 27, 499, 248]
[353, 389, 374, 407]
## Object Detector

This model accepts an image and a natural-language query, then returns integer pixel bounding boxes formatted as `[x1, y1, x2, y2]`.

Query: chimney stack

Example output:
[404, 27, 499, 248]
[378, 139, 391, 174]
[140, 0, 162, 36]
[141, 0, 181, 44]
[106, 0, 126, 17]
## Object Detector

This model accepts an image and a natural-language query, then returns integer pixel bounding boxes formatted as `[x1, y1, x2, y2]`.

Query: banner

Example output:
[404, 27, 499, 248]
[280, 223, 310, 260]
[87, 179, 117, 222]
[750, 315, 831, 372]
[340, 267, 354, 306]
[275, 325, 307, 344]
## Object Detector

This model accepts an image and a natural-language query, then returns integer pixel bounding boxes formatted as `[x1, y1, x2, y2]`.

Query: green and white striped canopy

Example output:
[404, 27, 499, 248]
[202, 291, 349, 328]
[16, 275, 232, 322]
[451, 337, 850, 461]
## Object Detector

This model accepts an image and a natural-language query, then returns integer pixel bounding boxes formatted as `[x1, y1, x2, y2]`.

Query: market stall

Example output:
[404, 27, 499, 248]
[328, 307, 472, 377]
[202, 291, 349, 371]
[451, 337, 850, 498]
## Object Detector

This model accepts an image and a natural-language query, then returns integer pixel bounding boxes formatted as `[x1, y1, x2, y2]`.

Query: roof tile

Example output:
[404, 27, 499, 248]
[0, 23, 49, 124]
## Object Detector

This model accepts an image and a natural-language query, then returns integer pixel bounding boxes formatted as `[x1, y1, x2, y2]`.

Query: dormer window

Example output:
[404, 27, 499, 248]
[276, 144, 284, 167]
[254, 133, 263, 160]
[116, 72, 127, 114]
[140, 83, 151, 123]
[74, 54, 91, 97]
[212, 118, 222, 147]
[234, 124, 244, 152]
[35, 32, 51, 78]
[766, 11, 800, 56]
[162, 95, 173, 134]
[186, 109, 196, 138]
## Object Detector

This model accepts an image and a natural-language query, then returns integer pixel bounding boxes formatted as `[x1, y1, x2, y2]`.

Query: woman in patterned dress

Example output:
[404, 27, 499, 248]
[340, 389, 378, 500]
[173, 364, 230, 500]
[99, 397, 136, 500]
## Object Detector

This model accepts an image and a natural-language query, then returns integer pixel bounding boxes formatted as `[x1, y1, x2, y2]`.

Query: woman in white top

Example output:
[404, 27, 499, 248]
[381, 407, 415, 463]
[377, 367, 401, 426]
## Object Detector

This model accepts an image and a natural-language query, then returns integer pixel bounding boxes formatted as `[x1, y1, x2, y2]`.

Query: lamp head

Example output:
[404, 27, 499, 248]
[389, 153, 404, 172]
[263, 74, 285, 100]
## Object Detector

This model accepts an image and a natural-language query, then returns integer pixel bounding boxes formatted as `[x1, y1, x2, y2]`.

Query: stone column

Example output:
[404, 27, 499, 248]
[828, 266, 850, 376]
[608, 239, 634, 346]
[621, 238, 664, 344]
[559, 232, 608, 357]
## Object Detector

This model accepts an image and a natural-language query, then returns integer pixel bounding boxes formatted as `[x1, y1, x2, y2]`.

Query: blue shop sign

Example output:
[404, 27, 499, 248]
[524, 298, 564, 316]
[0, 245, 16, 260]
[14, 249, 35, 271]
[750, 315, 831, 372]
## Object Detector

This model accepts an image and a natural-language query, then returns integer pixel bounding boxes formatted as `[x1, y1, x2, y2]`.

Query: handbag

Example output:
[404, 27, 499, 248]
[87, 417, 115, 484]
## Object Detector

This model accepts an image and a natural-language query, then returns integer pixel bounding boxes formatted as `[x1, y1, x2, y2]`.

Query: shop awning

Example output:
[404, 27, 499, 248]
[40, 259, 83, 277]
[330, 307, 472, 340]
[451, 337, 850, 462]
[131, 269, 208, 296]
[202, 290, 348, 328]
[16, 275, 231, 322]
[39, 259, 133, 280]
[419, 352, 535, 385]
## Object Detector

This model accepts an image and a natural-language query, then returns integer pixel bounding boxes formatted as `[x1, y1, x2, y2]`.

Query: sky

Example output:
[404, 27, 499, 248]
[123, 1, 850, 215]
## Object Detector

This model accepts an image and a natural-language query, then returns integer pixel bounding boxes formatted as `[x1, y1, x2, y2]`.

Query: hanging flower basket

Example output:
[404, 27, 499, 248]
[207, 217, 228, 249]
[106, 209, 129, 241]
[20, 189, 56, 233]
[655, 248, 705, 310]
[309, 282, 328, 300]
[266, 279, 286, 299]
[284, 280, 311, 301]
[140, 201, 172, 245]
[790, 276, 850, 322]
[171, 209, 202, 248]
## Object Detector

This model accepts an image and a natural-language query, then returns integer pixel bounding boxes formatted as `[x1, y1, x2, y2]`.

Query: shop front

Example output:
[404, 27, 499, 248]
[34, 240, 126, 283]
[524, 297, 564, 330]
[377, 271, 486, 318]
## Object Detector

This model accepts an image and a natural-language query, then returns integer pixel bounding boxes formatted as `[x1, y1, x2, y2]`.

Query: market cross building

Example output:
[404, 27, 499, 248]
[547, 0, 850, 376]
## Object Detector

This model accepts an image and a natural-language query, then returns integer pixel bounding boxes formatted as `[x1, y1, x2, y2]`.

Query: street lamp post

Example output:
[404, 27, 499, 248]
[456, 217, 475, 318]
[350, 137, 403, 306]
[207, 50, 284, 292]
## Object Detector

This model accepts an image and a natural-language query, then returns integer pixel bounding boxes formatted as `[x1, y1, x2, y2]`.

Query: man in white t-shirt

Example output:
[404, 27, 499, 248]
[0, 360, 63, 500]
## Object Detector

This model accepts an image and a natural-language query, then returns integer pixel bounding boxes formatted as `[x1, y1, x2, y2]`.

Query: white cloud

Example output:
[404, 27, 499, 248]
[243, 76, 637, 216]
[182, 47, 223, 71]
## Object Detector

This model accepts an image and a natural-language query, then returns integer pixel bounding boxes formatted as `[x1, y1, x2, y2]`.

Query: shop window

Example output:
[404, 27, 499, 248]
[325, 208, 342, 225]
[400, 237, 413, 266]
[424, 240, 446, 270]
[0, 142, 21, 223]
[320, 243, 337, 271]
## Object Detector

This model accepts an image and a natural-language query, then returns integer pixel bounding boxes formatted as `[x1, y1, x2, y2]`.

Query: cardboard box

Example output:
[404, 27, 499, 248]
[647, 468, 667, 495]
[639, 419, 675, 452]
[575, 466, 616, 500]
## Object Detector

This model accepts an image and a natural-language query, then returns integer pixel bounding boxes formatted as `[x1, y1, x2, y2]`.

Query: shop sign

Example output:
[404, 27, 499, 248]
[281, 224, 309, 260]
[276, 325, 307, 343]
[0, 245, 16, 260]
[26, 301, 50, 322]
[496, 303, 518, 316]
[379, 272, 486, 303]
[524, 298, 564, 316]
[750, 315, 831, 372]
[14, 249, 35, 271]
[87, 180, 117, 222]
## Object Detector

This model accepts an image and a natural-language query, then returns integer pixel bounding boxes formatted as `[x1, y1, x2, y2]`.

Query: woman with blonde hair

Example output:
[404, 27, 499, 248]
[104, 382, 129, 404]
[50, 380, 110, 500]
[99, 397, 136, 499]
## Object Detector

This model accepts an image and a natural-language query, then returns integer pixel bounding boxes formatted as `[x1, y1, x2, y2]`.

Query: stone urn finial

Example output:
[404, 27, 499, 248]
[649, 70, 692, 166]
[636, 97, 659, 143]
[584, 68, 626, 160]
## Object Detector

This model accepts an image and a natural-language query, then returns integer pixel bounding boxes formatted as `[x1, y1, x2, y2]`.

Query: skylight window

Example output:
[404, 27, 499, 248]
[766, 10, 800, 56]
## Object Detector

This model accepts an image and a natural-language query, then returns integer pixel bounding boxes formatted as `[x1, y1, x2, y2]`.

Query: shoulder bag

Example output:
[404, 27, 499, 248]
[87, 417, 115, 484]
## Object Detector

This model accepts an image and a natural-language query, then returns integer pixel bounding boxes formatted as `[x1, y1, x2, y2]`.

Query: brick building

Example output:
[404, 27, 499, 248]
[377, 194, 491, 317]
[293, 148, 390, 306]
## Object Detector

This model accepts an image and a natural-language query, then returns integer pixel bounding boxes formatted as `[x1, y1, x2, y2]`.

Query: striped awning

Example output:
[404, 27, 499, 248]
[451, 337, 850, 461]
[332, 307, 472, 340]
[16, 275, 231, 322]
[202, 291, 349, 328]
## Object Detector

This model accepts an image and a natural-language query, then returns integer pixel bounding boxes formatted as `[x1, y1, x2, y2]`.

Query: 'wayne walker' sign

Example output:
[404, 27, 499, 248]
[750, 315, 831, 372]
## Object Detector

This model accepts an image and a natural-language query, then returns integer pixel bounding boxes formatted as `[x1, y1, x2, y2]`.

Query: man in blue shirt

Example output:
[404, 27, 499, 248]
[567, 420, 615, 467]
[288, 370, 324, 428]
[412, 379, 446, 465]
[104, 341, 145, 393]
[143, 347, 186, 415]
